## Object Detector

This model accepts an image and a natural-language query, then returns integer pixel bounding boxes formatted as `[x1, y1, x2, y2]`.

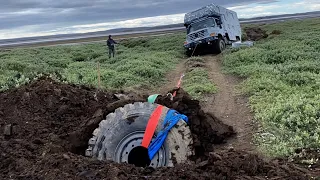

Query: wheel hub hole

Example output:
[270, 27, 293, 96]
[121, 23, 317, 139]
[128, 146, 151, 167]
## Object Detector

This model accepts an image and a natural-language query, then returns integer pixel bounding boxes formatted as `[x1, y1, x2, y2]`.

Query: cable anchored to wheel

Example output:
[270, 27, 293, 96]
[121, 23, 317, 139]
[142, 105, 188, 160]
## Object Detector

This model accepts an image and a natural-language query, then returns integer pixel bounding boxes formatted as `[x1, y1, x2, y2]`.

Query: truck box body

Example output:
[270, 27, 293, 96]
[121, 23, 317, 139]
[184, 4, 241, 53]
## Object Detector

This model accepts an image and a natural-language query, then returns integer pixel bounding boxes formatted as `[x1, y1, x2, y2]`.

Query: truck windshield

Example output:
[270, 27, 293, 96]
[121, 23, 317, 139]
[188, 18, 215, 33]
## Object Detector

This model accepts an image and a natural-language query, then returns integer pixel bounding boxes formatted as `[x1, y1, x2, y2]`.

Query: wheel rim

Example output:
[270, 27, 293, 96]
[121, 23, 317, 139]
[114, 131, 166, 168]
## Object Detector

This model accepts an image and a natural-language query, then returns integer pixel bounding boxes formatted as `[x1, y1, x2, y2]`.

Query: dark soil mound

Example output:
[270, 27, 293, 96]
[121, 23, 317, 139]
[292, 148, 320, 171]
[5, 149, 310, 180]
[0, 78, 314, 179]
[244, 27, 269, 41]
[155, 88, 235, 161]
[0, 77, 144, 154]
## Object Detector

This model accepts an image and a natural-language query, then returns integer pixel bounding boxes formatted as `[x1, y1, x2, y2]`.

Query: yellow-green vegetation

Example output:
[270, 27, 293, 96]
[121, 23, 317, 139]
[0, 33, 186, 91]
[224, 18, 320, 157]
[184, 57, 217, 99]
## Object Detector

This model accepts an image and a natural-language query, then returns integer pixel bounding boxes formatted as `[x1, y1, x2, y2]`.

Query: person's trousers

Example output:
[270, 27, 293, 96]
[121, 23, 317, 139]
[109, 47, 115, 58]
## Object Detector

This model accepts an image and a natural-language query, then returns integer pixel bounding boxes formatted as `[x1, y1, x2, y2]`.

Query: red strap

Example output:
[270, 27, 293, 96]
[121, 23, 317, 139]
[141, 105, 163, 148]
[173, 74, 184, 97]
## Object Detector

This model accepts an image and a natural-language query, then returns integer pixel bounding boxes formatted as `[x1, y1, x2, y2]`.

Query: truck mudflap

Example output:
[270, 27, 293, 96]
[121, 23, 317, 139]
[184, 36, 217, 49]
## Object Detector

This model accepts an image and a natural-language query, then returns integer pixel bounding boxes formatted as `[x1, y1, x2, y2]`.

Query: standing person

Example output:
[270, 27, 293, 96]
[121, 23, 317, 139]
[107, 35, 118, 58]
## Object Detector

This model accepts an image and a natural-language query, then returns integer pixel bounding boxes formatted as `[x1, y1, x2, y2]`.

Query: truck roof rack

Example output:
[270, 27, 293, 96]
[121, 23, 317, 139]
[184, 4, 231, 26]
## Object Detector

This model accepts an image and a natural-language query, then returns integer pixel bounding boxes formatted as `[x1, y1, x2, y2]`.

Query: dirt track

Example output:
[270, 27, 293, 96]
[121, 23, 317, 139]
[202, 55, 255, 153]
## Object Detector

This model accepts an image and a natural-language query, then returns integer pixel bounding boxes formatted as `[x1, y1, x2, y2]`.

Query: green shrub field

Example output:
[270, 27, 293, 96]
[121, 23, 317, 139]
[0, 33, 185, 91]
[224, 18, 320, 157]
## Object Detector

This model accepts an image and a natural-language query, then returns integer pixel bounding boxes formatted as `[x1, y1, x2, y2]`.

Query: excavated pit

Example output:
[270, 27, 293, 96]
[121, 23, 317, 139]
[0, 77, 314, 179]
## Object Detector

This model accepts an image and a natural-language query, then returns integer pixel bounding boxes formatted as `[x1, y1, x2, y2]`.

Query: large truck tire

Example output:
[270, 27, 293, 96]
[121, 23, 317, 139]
[85, 102, 193, 168]
[215, 38, 226, 53]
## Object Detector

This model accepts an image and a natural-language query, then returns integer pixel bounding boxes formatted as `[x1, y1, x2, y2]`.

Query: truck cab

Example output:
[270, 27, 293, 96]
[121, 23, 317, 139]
[185, 17, 224, 51]
[183, 4, 241, 56]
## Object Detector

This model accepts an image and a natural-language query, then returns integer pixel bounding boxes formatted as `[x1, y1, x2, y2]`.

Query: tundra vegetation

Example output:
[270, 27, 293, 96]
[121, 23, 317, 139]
[224, 18, 320, 158]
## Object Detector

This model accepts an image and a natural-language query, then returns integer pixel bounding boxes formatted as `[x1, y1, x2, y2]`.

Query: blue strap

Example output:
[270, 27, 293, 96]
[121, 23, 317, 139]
[148, 109, 188, 160]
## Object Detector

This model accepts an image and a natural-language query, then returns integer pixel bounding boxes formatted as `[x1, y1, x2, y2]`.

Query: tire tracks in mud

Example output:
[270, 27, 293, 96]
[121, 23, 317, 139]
[201, 55, 255, 152]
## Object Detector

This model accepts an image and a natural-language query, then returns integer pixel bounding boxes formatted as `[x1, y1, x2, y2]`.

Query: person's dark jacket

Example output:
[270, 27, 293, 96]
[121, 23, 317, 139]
[107, 38, 117, 48]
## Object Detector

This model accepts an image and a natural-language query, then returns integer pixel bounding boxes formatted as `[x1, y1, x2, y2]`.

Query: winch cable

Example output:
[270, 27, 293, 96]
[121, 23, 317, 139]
[191, 43, 198, 57]
[172, 73, 185, 98]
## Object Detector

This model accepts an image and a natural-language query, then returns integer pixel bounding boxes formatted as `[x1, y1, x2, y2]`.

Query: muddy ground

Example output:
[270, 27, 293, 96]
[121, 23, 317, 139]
[0, 77, 317, 179]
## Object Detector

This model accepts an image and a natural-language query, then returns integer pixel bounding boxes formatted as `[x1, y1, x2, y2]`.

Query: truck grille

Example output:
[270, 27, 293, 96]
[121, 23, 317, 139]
[188, 30, 208, 42]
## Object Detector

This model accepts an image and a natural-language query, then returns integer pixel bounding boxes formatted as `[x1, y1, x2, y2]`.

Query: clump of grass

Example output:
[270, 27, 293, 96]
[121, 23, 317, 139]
[184, 57, 217, 99]
[224, 18, 320, 157]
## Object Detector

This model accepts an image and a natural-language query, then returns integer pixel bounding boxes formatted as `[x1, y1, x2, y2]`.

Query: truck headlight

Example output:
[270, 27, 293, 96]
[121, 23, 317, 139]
[210, 33, 216, 37]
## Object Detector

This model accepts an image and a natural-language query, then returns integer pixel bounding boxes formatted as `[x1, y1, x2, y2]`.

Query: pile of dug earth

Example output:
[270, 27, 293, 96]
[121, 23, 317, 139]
[0, 78, 315, 179]
[244, 27, 269, 41]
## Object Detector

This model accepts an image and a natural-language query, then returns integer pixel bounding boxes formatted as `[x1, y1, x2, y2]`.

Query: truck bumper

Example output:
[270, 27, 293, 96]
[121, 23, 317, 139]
[184, 36, 217, 49]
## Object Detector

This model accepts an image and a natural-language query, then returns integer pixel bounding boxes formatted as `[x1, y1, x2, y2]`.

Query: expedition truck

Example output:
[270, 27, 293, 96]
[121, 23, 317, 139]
[184, 4, 242, 55]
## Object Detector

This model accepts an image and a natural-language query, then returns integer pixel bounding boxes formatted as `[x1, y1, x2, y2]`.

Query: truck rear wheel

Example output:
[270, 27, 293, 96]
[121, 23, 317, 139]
[85, 102, 193, 168]
[215, 38, 226, 53]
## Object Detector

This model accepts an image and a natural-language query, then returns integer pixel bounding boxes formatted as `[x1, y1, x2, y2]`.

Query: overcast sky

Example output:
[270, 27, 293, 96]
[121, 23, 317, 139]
[0, 0, 319, 39]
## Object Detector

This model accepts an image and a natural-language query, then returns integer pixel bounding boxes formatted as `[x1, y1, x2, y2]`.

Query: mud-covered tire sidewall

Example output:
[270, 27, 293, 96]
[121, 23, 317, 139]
[86, 102, 193, 167]
[215, 38, 226, 53]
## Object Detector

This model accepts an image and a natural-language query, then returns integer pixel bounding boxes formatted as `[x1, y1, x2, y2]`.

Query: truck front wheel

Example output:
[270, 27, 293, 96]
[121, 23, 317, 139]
[186, 49, 193, 57]
[215, 38, 226, 53]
